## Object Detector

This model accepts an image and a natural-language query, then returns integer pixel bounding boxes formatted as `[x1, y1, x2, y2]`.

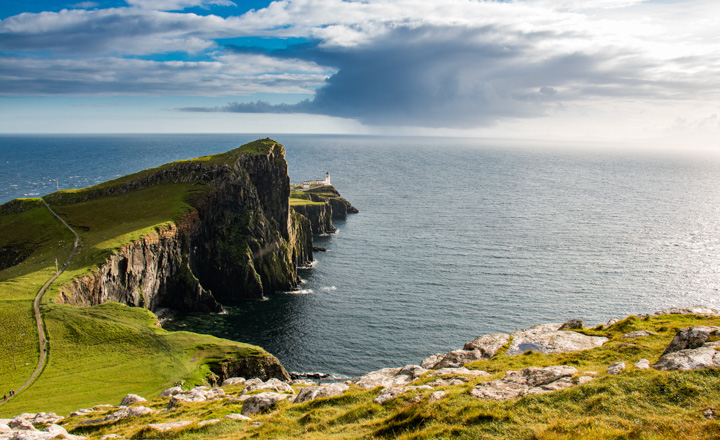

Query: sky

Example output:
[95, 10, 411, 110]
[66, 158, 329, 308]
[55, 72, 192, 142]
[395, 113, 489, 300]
[0, 0, 719, 145]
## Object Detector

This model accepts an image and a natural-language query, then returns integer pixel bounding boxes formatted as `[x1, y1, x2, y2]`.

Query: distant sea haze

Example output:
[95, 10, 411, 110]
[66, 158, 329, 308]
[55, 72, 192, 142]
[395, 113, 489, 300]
[3, 134, 720, 377]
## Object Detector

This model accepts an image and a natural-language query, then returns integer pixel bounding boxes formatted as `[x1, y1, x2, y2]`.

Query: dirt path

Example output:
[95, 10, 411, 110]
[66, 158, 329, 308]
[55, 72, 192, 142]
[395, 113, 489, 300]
[0, 198, 80, 406]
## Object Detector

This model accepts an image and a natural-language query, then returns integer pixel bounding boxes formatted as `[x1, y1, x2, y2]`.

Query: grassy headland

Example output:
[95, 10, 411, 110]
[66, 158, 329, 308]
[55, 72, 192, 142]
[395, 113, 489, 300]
[0, 139, 288, 416]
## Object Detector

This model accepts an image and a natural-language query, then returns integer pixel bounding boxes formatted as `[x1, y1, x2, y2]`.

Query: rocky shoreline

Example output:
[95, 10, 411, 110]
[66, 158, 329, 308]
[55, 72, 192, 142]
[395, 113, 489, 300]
[2, 305, 718, 439]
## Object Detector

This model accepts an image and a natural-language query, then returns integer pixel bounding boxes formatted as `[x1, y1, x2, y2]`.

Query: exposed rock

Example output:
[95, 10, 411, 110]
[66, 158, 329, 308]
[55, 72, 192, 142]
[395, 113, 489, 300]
[105, 406, 154, 422]
[225, 414, 252, 421]
[211, 354, 291, 383]
[373, 385, 433, 405]
[147, 421, 193, 431]
[429, 367, 489, 378]
[420, 354, 444, 369]
[119, 394, 146, 406]
[559, 319, 584, 330]
[622, 331, 655, 339]
[221, 377, 246, 387]
[0, 424, 11, 434]
[159, 386, 183, 397]
[8, 418, 35, 431]
[241, 392, 291, 416]
[243, 378, 294, 395]
[661, 326, 720, 355]
[506, 323, 607, 355]
[425, 378, 466, 388]
[577, 376, 594, 385]
[653, 345, 720, 371]
[607, 362, 626, 375]
[291, 203, 336, 235]
[353, 365, 428, 389]
[428, 391, 446, 402]
[635, 359, 651, 369]
[470, 365, 578, 401]
[653, 306, 719, 316]
[167, 386, 226, 409]
[198, 419, 221, 427]
[100, 435, 121, 440]
[293, 383, 349, 404]
[432, 350, 484, 369]
[704, 409, 715, 420]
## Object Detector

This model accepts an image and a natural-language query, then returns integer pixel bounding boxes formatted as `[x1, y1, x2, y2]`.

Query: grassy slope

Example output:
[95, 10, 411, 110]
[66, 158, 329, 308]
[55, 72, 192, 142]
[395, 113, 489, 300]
[0, 140, 282, 417]
[0, 199, 74, 395]
[56, 313, 720, 440]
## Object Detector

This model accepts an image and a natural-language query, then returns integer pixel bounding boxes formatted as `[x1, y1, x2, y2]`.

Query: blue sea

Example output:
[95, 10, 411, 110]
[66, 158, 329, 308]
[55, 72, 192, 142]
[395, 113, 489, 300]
[2, 134, 720, 377]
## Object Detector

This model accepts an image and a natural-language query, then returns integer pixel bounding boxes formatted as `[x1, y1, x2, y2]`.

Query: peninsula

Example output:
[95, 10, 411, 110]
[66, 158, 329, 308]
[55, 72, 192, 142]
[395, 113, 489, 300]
[0, 139, 354, 416]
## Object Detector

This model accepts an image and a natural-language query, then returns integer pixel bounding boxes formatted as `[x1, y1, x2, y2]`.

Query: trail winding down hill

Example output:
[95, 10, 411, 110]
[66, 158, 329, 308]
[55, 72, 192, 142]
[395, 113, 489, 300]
[0, 198, 80, 406]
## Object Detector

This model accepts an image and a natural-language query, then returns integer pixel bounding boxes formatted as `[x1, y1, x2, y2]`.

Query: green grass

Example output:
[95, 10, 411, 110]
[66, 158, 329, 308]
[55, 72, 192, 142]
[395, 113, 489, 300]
[21, 313, 714, 439]
[46, 182, 207, 298]
[0, 140, 289, 417]
[0, 302, 266, 417]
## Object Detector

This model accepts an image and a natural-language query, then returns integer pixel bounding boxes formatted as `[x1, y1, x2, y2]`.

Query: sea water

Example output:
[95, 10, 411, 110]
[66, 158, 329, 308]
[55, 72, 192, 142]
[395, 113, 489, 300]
[2, 134, 720, 377]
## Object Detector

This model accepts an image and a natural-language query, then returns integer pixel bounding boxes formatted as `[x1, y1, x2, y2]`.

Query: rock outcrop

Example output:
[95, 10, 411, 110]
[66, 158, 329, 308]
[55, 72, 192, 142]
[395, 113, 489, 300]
[470, 365, 585, 400]
[53, 139, 315, 311]
[506, 323, 608, 355]
[653, 326, 720, 371]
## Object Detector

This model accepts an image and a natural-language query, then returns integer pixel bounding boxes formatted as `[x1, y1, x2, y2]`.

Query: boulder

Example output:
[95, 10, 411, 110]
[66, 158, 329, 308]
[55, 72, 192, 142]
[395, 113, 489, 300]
[147, 421, 193, 431]
[506, 323, 607, 356]
[30, 413, 63, 425]
[198, 419, 221, 427]
[607, 362, 626, 375]
[661, 326, 720, 355]
[420, 354, 444, 369]
[243, 378, 294, 395]
[353, 365, 427, 389]
[167, 386, 226, 408]
[0, 423, 11, 434]
[8, 418, 36, 431]
[119, 394, 146, 406]
[433, 350, 485, 369]
[293, 383, 349, 404]
[634, 359, 651, 369]
[653, 345, 720, 371]
[159, 386, 183, 397]
[559, 319, 584, 330]
[221, 377, 246, 387]
[241, 392, 291, 416]
[470, 365, 578, 401]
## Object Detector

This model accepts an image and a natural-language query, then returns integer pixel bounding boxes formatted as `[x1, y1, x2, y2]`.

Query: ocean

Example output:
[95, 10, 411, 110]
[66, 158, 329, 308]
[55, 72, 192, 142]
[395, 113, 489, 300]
[2, 134, 720, 377]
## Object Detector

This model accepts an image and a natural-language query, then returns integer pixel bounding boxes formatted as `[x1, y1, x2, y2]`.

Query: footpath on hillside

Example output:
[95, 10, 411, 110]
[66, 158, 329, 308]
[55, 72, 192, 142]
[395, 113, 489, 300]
[0, 198, 80, 407]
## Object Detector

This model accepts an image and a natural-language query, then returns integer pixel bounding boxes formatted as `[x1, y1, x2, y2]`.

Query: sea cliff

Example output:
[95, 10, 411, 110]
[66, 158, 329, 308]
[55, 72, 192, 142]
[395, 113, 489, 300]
[48, 139, 314, 311]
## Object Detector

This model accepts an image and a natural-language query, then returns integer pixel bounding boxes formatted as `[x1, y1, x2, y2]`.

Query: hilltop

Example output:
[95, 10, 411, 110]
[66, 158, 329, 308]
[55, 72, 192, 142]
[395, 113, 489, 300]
[0, 139, 331, 416]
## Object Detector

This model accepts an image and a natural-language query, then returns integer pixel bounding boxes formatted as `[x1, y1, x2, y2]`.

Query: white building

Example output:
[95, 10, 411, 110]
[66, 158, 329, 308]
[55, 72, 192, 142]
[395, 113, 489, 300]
[301, 172, 330, 190]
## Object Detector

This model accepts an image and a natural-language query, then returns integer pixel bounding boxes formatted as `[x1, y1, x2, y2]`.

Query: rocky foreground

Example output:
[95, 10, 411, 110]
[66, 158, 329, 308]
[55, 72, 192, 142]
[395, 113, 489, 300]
[2, 306, 719, 439]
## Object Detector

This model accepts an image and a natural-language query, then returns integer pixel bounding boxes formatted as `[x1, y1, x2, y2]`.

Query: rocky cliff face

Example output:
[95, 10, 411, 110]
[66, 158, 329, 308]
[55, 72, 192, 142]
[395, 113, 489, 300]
[56, 139, 314, 311]
[291, 203, 335, 235]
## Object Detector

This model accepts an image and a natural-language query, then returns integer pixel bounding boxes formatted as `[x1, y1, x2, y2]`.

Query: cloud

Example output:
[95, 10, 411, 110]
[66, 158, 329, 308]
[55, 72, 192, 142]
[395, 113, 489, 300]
[2, 0, 719, 134]
[0, 53, 329, 96]
[70, 2, 100, 8]
[124, 0, 237, 11]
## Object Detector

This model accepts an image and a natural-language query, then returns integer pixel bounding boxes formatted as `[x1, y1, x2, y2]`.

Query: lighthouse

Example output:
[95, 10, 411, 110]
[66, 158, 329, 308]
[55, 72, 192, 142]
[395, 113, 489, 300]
[325, 172, 331, 185]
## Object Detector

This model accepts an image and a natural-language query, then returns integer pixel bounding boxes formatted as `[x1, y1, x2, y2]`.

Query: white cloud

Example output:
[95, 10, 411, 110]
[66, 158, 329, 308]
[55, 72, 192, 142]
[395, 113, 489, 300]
[124, 0, 237, 11]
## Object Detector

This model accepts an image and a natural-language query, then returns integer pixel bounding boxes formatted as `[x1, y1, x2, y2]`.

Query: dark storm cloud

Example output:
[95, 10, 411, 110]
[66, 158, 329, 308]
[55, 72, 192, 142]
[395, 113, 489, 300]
[187, 25, 665, 128]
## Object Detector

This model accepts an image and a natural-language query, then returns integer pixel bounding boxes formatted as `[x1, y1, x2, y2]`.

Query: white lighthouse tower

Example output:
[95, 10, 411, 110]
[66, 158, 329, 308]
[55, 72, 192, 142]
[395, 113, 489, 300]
[324, 172, 331, 185]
